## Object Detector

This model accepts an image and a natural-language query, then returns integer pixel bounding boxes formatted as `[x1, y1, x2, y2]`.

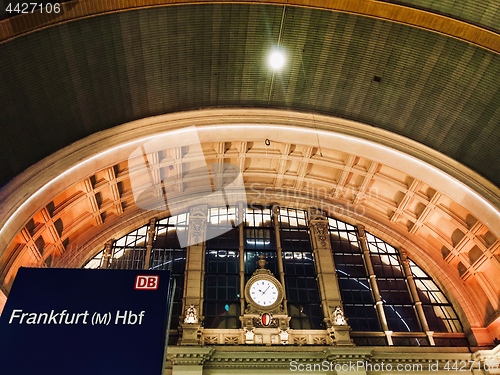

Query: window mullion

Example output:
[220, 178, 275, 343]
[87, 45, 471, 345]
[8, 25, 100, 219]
[272, 205, 288, 315]
[400, 248, 434, 345]
[144, 217, 156, 270]
[357, 224, 392, 344]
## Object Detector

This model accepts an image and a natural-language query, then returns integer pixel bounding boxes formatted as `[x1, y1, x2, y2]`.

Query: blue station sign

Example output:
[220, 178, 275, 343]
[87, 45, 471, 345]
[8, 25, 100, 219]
[0, 267, 172, 375]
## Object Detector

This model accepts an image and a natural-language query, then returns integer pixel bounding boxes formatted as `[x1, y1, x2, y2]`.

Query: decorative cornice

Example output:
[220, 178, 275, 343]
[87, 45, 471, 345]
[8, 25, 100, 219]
[167, 345, 487, 370]
[166, 347, 214, 366]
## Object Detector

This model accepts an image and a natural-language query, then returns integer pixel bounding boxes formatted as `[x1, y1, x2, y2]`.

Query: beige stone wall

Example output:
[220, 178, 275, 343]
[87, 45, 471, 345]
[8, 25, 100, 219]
[166, 345, 500, 374]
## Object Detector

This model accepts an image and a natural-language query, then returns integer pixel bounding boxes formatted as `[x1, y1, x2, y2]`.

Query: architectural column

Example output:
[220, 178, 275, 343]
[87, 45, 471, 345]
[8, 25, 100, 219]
[180, 205, 207, 345]
[357, 224, 392, 345]
[100, 239, 114, 269]
[143, 217, 156, 270]
[272, 204, 288, 315]
[309, 216, 353, 345]
[238, 202, 246, 315]
[400, 248, 434, 345]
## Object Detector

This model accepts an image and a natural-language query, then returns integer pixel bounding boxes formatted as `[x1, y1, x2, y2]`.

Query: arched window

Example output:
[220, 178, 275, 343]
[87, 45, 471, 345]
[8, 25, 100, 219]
[85, 206, 464, 346]
[85, 214, 187, 333]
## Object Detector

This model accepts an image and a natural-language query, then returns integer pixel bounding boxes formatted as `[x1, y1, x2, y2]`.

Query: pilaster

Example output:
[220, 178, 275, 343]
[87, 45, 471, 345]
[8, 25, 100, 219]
[309, 216, 353, 345]
[238, 201, 246, 317]
[180, 205, 207, 345]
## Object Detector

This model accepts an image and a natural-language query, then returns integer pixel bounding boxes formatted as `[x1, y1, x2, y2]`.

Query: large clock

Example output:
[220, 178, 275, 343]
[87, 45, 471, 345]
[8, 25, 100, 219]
[245, 274, 283, 311]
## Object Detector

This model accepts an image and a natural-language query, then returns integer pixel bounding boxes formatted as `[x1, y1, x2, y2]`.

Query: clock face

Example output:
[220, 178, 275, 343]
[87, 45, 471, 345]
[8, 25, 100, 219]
[249, 279, 279, 307]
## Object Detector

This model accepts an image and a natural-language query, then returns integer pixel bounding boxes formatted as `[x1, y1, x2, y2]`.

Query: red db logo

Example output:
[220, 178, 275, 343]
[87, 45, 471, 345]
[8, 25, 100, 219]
[135, 275, 159, 290]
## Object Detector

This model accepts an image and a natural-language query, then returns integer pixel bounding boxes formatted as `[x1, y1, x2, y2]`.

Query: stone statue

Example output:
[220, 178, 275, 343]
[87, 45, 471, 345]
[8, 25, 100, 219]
[245, 328, 255, 343]
[333, 306, 347, 325]
[184, 304, 198, 324]
[279, 329, 289, 344]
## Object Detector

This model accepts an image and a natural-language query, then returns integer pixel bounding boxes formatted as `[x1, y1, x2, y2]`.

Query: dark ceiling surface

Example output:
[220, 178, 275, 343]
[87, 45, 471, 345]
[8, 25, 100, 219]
[0, 3, 499, 189]
[382, 0, 500, 32]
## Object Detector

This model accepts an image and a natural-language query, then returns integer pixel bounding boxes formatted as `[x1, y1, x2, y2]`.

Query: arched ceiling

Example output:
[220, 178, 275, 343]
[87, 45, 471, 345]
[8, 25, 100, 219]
[0, 109, 498, 345]
[0, 1, 499, 189]
[0, 0, 499, 344]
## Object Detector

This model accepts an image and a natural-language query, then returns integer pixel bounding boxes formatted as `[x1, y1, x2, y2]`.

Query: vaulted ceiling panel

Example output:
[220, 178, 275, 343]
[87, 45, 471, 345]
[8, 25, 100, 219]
[0, 3, 498, 189]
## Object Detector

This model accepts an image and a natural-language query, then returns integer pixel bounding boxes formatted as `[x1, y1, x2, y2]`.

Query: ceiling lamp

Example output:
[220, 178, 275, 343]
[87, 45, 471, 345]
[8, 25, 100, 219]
[268, 49, 286, 71]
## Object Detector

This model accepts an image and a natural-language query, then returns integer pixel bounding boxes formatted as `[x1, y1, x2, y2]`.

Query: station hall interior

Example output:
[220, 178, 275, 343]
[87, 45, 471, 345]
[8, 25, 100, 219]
[0, 0, 499, 373]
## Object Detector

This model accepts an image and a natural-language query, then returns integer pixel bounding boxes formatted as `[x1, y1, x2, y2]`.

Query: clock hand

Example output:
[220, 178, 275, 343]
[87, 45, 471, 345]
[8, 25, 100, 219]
[261, 285, 271, 295]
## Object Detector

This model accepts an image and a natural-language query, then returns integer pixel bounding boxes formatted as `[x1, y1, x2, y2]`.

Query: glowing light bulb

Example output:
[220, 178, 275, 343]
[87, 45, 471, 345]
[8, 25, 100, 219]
[268, 49, 285, 71]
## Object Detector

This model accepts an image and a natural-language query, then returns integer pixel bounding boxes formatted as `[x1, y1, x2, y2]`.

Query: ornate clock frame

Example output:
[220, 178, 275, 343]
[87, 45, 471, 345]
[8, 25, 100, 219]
[240, 255, 290, 339]
[244, 268, 284, 314]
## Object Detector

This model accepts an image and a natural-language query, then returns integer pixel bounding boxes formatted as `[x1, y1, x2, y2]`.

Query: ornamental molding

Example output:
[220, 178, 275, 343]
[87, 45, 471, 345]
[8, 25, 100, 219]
[253, 315, 278, 328]
[237, 200, 246, 223]
[399, 248, 411, 265]
[357, 224, 366, 238]
[310, 218, 329, 248]
[188, 205, 207, 245]
[189, 218, 205, 244]
[169, 343, 486, 370]
[316, 223, 328, 247]
[166, 347, 215, 365]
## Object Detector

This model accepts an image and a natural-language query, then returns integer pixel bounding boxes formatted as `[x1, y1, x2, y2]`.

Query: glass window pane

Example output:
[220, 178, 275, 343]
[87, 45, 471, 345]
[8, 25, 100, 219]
[330, 223, 380, 332]
[409, 260, 462, 333]
[204, 226, 240, 329]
